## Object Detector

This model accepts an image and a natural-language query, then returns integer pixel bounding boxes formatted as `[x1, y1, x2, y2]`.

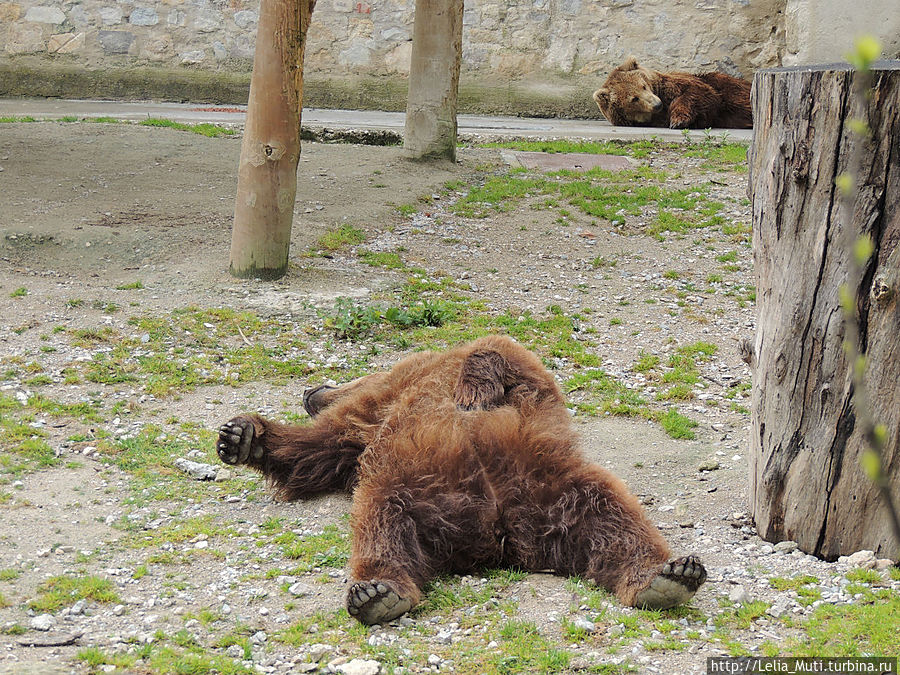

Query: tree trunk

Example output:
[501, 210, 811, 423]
[749, 62, 900, 560]
[404, 0, 463, 161]
[230, 0, 316, 280]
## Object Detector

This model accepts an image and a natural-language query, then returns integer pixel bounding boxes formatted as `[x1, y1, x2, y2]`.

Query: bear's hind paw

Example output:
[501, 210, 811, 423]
[346, 580, 414, 625]
[633, 555, 707, 610]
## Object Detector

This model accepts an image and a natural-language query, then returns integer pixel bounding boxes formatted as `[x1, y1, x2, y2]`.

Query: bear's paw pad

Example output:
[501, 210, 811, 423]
[346, 580, 413, 625]
[634, 555, 706, 610]
[217, 416, 260, 465]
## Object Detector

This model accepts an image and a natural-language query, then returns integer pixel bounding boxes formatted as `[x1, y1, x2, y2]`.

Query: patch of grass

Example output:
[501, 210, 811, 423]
[479, 137, 662, 159]
[768, 574, 820, 591]
[566, 369, 651, 418]
[845, 568, 882, 584]
[633, 350, 661, 373]
[116, 280, 144, 290]
[0, 623, 26, 635]
[715, 600, 770, 630]
[489, 619, 572, 673]
[276, 524, 350, 572]
[324, 295, 457, 340]
[28, 574, 120, 613]
[0, 409, 59, 477]
[659, 408, 699, 440]
[786, 591, 900, 656]
[0, 568, 21, 581]
[591, 255, 617, 268]
[716, 250, 739, 263]
[9, 287, 27, 298]
[139, 118, 236, 137]
[359, 250, 405, 270]
[314, 224, 366, 252]
[0, 116, 37, 123]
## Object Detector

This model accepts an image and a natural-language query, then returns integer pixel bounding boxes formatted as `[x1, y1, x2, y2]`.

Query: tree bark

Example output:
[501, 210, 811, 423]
[230, 0, 316, 280]
[749, 62, 900, 560]
[404, 0, 464, 161]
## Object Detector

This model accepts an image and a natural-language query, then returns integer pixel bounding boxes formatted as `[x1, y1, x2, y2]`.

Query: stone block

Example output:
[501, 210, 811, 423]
[129, 7, 159, 25]
[5, 23, 44, 54]
[383, 41, 411, 73]
[193, 9, 221, 32]
[233, 9, 256, 27]
[167, 9, 185, 26]
[338, 40, 372, 66]
[48, 32, 85, 53]
[98, 30, 135, 54]
[380, 26, 408, 41]
[67, 5, 89, 26]
[141, 35, 172, 60]
[0, 3, 22, 22]
[24, 5, 65, 23]
[180, 49, 206, 64]
[212, 41, 226, 59]
[98, 7, 123, 25]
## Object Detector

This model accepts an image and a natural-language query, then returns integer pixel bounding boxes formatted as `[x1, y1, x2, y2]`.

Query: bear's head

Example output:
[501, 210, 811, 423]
[592, 58, 663, 126]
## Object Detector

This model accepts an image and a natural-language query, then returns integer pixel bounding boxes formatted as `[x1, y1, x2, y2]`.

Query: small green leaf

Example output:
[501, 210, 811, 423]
[838, 284, 855, 314]
[847, 36, 883, 71]
[860, 448, 881, 481]
[853, 235, 874, 265]
[854, 354, 867, 379]
[848, 118, 871, 137]
[873, 424, 888, 447]
[835, 173, 854, 196]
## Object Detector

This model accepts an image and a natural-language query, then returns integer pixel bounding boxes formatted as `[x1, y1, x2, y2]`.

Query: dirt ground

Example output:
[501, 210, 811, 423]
[0, 122, 891, 675]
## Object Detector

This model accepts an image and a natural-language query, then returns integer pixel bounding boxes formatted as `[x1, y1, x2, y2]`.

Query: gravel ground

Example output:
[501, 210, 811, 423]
[0, 122, 897, 675]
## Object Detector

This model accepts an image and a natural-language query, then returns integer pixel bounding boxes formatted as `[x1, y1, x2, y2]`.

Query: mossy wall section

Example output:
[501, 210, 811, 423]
[0, 0, 789, 117]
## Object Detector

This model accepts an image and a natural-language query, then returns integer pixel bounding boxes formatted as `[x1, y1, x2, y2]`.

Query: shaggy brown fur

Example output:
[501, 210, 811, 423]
[217, 336, 706, 624]
[593, 57, 752, 129]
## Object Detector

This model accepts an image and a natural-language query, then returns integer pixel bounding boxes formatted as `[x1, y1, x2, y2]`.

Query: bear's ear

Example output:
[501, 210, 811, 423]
[593, 88, 611, 106]
[621, 57, 639, 71]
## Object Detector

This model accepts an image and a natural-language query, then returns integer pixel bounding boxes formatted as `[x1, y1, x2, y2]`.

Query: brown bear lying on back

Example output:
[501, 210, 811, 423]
[593, 57, 752, 129]
[217, 336, 706, 625]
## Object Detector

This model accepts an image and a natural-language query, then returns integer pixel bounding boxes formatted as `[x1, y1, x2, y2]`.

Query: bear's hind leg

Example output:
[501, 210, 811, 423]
[347, 473, 499, 624]
[539, 465, 706, 610]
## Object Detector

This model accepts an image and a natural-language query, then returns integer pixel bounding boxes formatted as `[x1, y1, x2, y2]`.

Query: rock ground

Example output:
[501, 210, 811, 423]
[0, 122, 897, 674]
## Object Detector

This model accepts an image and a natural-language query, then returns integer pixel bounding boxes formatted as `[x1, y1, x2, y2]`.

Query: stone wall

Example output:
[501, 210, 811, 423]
[2, 0, 785, 88]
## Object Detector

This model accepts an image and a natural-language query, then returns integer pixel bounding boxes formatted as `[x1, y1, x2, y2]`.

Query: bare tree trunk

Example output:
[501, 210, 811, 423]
[404, 0, 463, 161]
[230, 0, 316, 280]
[749, 62, 900, 559]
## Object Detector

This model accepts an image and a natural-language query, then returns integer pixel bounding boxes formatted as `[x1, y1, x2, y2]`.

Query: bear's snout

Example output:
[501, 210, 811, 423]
[303, 384, 337, 416]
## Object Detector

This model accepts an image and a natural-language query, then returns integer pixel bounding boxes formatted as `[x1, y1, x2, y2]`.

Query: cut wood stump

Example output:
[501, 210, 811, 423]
[749, 61, 900, 560]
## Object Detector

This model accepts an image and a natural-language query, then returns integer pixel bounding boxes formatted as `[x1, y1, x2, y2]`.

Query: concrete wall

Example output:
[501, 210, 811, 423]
[783, 0, 900, 65]
[1, 0, 786, 110]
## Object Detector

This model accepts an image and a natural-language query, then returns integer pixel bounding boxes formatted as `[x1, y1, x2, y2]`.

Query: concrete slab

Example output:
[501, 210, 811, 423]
[0, 98, 754, 143]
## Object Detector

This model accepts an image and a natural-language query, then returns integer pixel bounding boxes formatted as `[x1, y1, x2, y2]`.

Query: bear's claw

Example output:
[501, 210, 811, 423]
[216, 416, 262, 465]
[633, 555, 707, 610]
[346, 580, 413, 625]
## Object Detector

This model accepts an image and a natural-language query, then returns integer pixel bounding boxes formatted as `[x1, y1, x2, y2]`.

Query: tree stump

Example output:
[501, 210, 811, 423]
[229, 0, 316, 280]
[749, 62, 900, 560]
[404, 0, 464, 161]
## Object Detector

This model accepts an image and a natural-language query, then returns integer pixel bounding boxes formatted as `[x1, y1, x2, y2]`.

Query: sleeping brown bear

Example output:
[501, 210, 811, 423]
[593, 57, 752, 129]
[217, 336, 706, 624]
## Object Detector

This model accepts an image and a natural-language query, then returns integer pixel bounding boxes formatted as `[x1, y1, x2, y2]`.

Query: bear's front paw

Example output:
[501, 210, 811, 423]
[217, 416, 262, 465]
[633, 554, 706, 610]
[669, 117, 692, 130]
